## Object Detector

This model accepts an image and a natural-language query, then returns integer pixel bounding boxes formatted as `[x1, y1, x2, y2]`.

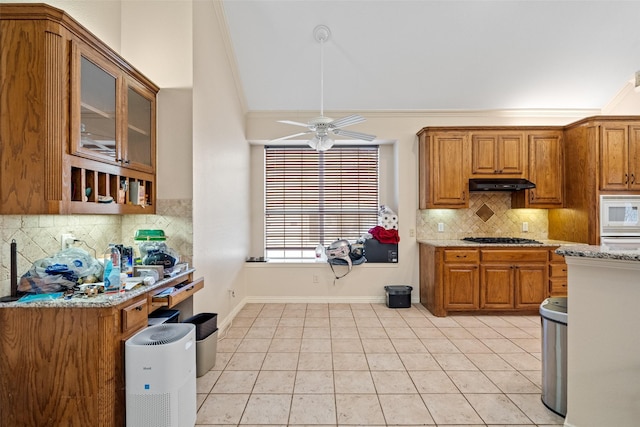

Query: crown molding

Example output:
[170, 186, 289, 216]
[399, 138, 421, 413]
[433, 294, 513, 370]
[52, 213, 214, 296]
[246, 108, 601, 121]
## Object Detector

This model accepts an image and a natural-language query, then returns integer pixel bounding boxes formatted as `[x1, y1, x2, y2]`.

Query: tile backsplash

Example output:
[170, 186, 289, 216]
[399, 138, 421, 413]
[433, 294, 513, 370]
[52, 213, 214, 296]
[0, 199, 192, 297]
[417, 193, 548, 240]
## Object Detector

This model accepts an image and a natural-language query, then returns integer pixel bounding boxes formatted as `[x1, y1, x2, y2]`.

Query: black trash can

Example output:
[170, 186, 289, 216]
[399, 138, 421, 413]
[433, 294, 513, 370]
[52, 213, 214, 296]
[183, 313, 218, 377]
[384, 285, 413, 308]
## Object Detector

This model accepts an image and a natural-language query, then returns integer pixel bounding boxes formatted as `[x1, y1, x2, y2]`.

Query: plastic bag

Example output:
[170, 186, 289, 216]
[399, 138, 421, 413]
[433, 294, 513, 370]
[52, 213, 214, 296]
[18, 248, 103, 294]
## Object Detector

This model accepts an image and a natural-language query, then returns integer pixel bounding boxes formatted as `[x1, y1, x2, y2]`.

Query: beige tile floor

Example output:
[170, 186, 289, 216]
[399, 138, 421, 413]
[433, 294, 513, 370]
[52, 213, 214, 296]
[195, 303, 564, 426]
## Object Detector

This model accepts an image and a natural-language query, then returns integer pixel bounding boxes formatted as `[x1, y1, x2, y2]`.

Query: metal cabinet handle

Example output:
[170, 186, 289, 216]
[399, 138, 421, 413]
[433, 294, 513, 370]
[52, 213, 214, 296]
[632, 174, 636, 184]
[456, 255, 467, 259]
[135, 306, 143, 311]
[625, 173, 629, 184]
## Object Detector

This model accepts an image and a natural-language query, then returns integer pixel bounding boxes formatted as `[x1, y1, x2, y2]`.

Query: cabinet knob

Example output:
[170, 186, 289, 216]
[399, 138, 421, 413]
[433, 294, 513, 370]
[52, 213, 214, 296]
[135, 306, 143, 311]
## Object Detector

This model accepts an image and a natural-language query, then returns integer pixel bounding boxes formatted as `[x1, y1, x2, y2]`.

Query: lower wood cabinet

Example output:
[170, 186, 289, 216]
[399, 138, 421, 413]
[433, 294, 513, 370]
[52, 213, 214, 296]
[549, 250, 568, 296]
[420, 244, 561, 316]
[0, 270, 203, 427]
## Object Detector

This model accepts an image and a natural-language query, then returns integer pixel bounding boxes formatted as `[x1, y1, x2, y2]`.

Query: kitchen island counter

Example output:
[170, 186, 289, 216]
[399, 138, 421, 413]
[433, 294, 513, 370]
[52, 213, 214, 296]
[560, 246, 640, 427]
[556, 243, 640, 261]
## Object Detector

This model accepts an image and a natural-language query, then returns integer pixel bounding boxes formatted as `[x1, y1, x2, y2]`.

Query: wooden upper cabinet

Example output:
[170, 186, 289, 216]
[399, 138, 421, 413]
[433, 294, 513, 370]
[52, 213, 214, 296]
[70, 43, 156, 174]
[0, 4, 158, 214]
[512, 131, 564, 208]
[418, 130, 469, 208]
[600, 123, 640, 191]
[471, 132, 526, 177]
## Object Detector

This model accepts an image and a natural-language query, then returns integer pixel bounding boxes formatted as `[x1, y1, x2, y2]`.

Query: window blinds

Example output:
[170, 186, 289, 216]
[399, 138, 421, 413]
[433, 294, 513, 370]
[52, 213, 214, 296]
[265, 145, 379, 259]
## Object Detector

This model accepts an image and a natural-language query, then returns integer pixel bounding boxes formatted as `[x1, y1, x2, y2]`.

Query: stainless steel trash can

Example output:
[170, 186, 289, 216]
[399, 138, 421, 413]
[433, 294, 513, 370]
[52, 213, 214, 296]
[540, 297, 568, 417]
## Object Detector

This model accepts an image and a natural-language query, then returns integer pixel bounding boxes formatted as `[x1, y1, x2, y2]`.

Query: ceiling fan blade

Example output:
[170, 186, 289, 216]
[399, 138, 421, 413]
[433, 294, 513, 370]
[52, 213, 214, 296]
[329, 114, 366, 129]
[332, 128, 377, 141]
[269, 131, 313, 142]
[278, 120, 310, 128]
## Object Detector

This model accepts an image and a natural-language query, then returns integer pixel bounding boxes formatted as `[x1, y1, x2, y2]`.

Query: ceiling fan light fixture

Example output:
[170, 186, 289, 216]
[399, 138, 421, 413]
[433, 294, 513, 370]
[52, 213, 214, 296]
[308, 134, 334, 152]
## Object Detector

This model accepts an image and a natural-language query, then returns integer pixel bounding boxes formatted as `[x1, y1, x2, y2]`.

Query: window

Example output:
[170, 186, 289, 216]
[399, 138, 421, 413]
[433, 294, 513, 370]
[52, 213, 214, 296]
[265, 145, 379, 262]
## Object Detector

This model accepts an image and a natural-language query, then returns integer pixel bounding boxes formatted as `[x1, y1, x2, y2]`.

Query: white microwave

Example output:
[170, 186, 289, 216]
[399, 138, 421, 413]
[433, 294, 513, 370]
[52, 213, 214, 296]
[600, 195, 640, 237]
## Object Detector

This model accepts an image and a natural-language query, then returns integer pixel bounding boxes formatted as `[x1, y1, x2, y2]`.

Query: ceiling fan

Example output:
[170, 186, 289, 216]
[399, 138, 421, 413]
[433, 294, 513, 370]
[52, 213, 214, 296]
[271, 25, 376, 152]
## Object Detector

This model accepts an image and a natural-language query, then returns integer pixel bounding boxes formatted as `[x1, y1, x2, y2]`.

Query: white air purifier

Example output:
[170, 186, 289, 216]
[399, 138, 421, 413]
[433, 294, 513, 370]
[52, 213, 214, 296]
[125, 323, 196, 427]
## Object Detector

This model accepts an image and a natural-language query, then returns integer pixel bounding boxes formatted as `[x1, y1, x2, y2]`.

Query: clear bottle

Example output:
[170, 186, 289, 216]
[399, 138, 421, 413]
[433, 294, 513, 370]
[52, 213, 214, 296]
[103, 244, 121, 293]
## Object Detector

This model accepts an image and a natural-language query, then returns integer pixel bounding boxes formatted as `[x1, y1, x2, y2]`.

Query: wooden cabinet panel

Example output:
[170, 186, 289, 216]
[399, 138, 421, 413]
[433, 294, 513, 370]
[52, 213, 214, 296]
[515, 264, 547, 308]
[121, 298, 148, 336]
[443, 249, 479, 263]
[513, 132, 564, 208]
[630, 126, 640, 190]
[600, 123, 640, 191]
[418, 130, 469, 208]
[481, 249, 548, 263]
[549, 247, 568, 297]
[480, 265, 515, 309]
[600, 125, 629, 190]
[443, 264, 479, 310]
[151, 277, 204, 308]
[471, 132, 525, 176]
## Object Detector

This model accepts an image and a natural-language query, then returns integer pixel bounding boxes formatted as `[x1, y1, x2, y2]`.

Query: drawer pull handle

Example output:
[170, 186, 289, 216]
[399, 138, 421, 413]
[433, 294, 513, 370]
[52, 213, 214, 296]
[135, 306, 143, 311]
[456, 255, 467, 258]
[186, 286, 194, 291]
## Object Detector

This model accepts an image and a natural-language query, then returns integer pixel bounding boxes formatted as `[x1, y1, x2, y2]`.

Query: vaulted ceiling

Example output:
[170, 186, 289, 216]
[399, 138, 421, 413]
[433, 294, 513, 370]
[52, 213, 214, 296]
[222, 0, 640, 113]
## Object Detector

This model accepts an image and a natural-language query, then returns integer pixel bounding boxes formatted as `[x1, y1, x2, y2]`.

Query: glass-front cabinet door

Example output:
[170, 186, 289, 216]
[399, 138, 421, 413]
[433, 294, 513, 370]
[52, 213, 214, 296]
[71, 45, 121, 163]
[71, 43, 155, 173]
[124, 81, 155, 173]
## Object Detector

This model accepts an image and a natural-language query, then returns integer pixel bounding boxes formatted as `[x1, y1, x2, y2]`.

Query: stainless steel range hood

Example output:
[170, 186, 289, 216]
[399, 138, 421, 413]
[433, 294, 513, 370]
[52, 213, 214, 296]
[468, 178, 536, 191]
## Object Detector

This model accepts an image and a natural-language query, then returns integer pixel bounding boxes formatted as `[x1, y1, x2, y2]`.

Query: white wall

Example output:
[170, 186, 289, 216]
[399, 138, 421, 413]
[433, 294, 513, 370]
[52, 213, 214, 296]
[192, 0, 249, 323]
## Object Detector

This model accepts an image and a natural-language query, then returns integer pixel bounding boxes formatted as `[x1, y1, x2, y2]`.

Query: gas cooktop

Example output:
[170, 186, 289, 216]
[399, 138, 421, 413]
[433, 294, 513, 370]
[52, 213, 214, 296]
[462, 237, 543, 245]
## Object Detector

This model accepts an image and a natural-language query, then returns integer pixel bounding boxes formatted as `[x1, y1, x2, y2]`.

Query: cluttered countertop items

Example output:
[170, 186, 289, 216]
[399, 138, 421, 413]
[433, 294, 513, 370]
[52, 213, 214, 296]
[0, 229, 191, 308]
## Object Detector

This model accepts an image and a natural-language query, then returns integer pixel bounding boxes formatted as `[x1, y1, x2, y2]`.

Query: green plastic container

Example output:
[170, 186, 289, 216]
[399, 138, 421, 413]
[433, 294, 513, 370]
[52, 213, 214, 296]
[134, 229, 167, 241]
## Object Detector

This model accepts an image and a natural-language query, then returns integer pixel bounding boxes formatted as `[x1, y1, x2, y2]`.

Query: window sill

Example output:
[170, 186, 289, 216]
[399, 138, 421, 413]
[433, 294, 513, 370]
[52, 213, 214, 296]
[244, 261, 399, 268]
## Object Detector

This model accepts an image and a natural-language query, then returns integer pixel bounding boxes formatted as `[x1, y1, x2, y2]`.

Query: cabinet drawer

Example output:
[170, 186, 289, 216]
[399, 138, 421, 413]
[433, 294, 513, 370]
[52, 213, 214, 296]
[443, 250, 479, 263]
[122, 299, 148, 334]
[549, 251, 565, 262]
[550, 264, 568, 277]
[152, 277, 204, 308]
[550, 278, 568, 295]
[480, 249, 548, 262]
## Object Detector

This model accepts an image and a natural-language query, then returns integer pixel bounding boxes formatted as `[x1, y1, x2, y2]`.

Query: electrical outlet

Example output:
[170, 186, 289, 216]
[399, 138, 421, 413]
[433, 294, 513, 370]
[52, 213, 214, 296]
[61, 233, 76, 250]
[437, 223, 444, 232]
[522, 222, 529, 232]
[313, 274, 319, 283]
[409, 228, 415, 237]
[228, 289, 235, 298]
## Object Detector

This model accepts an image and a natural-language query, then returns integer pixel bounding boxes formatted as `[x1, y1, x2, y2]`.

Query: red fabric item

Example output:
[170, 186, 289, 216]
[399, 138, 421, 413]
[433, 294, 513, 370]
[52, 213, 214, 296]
[368, 226, 400, 244]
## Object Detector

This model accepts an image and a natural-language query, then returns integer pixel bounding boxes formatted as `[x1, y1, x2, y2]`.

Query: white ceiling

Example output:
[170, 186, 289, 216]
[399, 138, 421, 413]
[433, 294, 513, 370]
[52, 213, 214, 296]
[222, 0, 640, 113]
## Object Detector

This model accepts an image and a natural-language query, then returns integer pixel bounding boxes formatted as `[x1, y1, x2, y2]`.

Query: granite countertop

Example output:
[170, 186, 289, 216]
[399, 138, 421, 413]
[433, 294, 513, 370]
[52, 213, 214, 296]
[0, 268, 195, 308]
[556, 245, 640, 262]
[417, 239, 576, 248]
